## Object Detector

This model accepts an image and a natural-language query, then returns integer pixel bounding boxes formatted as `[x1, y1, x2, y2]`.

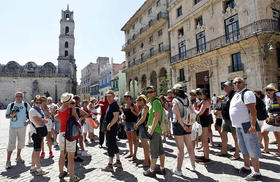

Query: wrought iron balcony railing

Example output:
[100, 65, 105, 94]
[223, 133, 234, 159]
[171, 19, 280, 64]
[122, 11, 168, 50]
[127, 45, 170, 68]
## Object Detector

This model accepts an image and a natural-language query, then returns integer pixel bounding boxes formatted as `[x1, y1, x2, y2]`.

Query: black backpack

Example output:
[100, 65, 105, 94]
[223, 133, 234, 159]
[10, 102, 29, 119]
[241, 89, 268, 120]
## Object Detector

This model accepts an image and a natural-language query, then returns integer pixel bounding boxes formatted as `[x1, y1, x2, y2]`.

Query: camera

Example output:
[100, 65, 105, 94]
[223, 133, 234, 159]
[12, 108, 20, 113]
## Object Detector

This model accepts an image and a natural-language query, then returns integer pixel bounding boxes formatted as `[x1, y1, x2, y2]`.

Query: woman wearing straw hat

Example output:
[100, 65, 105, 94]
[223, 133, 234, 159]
[121, 91, 139, 161]
[262, 83, 280, 156]
[134, 95, 150, 168]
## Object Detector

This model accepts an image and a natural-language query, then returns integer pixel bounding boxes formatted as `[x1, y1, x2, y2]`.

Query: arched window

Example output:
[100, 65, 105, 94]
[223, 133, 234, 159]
[65, 41, 68, 48]
[65, 26, 69, 34]
[66, 14, 70, 20]
[65, 50, 68, 57]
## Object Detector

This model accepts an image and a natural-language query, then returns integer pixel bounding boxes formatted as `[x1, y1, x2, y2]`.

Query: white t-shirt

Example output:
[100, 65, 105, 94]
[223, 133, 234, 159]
[212, 96, 218, 105]
[172, 97, 190, 122]
[29, 108, 45, 128]
[229, 88, 256, 128]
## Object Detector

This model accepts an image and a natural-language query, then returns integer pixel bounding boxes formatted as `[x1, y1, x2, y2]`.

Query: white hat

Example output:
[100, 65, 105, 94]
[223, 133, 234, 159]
[172, 83, 183, 90]
[61, 92, 74, 103]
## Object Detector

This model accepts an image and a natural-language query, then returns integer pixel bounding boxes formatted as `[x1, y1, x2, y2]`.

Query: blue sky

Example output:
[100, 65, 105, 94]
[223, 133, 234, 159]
[0, 0, 144, 82]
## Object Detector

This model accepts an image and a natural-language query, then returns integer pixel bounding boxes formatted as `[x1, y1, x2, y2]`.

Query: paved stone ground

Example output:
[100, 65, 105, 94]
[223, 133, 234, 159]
[0, 110, 279, 182]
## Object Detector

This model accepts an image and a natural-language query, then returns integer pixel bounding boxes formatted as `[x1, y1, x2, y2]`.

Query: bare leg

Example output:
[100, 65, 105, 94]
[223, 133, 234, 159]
[68, 152, 75, 179]
[202, 127, 209, 159]
[232, 133, 240, 157]
[174, 136, 184, 170]
[184, 135, 195, 166]
[132, 132, 138, 159]
[243, 154, 250, 168]
[125, 132, 133, 157]
[7, 151, 12, 161]
[159, 154, 165, 168]
[251, 157, 260, 173]
[59, 150, 65, 174]
[150, 158, 157, 171]
[208, 125, 213, 146]
[46, 132, 52, 153]
[262, 131, 269, 152]
[141, 139, 150, 165]
[220, 131, 228, 154]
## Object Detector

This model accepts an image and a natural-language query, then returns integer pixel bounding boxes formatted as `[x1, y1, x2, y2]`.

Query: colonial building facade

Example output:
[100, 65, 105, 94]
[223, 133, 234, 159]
[121, 0, 172, 98]
[168, 0, 280, 95]
[0, 6, 77, 108]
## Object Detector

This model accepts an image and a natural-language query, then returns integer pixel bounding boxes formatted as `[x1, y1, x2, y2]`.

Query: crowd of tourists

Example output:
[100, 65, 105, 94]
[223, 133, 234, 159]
[4, 76, 280, 181]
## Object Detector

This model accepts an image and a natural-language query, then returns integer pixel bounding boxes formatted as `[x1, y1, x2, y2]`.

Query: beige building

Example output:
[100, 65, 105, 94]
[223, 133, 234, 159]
[168, 0, 280, 95]
[121, 0, 172, 98]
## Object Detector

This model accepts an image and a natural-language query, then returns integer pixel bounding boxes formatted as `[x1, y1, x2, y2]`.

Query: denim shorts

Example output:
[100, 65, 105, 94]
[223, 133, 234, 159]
[125, 122, 135, 132]
[138, 125, 149, 140]
[54, 120, 60, 134]
[236, 127, 261, 158]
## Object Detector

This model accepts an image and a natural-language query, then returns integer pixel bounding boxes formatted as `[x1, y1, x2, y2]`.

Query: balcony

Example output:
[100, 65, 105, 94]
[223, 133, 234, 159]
[122, 12, 168, 50]
[127, 45, 170, 68]
[171, 19, 280, 64]
[228, 63, 244, 73]
[90, 90, 100, 96]
[99, 82, 111, 89]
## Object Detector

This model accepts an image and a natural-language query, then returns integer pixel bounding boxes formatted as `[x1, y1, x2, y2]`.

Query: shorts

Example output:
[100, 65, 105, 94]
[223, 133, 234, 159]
[149, 132, 164, 159]
[46, 118, 53, 132]
[54, 120, 60, 134]
[200, 115, 211, 128]
[83, 119, 94, 134]
[236, 127, 261, 158]
[59, 132, 76, 153]
[216, 118, 223, 128]
[172, 122, 191, 136]
[7, 126, 26, 151]
[138, 125, 149, 140]
[32, 133, 42, 151]
[222, 119, 236, 134]
[261, 121, 280, 132]
[125, 122, 135, 132]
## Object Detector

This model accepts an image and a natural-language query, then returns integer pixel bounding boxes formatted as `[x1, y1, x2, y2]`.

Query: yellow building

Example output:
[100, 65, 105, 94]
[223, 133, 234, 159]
[121, 0, 172, 97]
[168, 0, 280, 95]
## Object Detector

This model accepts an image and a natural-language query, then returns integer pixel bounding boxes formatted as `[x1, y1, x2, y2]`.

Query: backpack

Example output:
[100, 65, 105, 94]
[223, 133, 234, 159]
[153, 99, 170, 133]
[177, 97, 196, 125]
[10, 102, 29, 119]
[241, 89, 268, 120]
[65, 108, 81, 142]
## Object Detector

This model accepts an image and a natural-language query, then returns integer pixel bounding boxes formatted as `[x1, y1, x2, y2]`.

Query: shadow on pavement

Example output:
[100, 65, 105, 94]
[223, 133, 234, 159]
[30, 175, 51, 182]
[205, 160, 239, 176]
[40, 158, 54, 167]
[0, 162, 29, 179]
[111, 167, 138, 182]
[74, 156, 96, 180]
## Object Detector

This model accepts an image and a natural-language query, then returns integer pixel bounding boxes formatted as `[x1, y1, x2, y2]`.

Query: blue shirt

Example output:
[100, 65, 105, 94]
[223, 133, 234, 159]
[6, 102, 31, 128]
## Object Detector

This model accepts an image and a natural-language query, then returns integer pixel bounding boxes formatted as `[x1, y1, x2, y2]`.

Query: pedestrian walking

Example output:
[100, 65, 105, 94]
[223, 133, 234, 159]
[5, 91, 31, 169]
[171, 83, 196, 176]
[29, 95, 49, 175]
[134, 95, 150, 168]
[96, 96, 109, 148]
[143, 86, 165, 178]
[229, 77, 262, 181]
[121, 91, 139, 161]
[102, 90, 122, 172]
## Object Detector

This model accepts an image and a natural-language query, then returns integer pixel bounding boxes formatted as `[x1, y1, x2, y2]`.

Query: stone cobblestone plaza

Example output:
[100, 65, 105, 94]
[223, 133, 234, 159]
[0, 110, 279, 182]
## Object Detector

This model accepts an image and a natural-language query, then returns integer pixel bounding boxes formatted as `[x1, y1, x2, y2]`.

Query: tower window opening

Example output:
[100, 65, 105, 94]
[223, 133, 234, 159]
[66, 14, 70, 20]
[65, 41, 69, 48]
[65, 26, 69, 35]
[65, 50, 68, 57]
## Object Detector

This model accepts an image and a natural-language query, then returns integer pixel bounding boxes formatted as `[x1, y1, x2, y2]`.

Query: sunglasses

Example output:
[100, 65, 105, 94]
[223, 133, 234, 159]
[124, 96, 130, 98]
[35, 102, 42, 104]
[147, 91, 154, 94]
[137, 99, 143, 102]
[70, 102, 75, 105]
[16, 96, 23, 98]
[266, 89, 274, 92]
[233, 81, 242, 85]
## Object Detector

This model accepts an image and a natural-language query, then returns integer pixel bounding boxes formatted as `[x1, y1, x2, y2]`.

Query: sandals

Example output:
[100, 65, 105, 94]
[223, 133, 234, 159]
[230, 155, 240, 160]
[215, 152, 228, 157]
[273, 152, 280, 157]
[125, 155, 133, 159]
[261, 150, 270, 154]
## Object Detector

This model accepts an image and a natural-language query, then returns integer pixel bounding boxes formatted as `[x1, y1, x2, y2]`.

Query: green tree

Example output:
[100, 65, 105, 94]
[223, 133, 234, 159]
[159, 77, 170, 95]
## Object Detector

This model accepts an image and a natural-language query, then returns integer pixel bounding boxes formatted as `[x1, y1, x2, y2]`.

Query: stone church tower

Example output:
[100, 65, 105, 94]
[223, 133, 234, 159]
[58, 5, 77, 94]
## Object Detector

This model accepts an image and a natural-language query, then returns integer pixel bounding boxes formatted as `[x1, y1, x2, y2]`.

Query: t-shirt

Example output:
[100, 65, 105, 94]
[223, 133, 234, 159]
[229, 88, 256, 128]
[6, 101, 31, 128]
[29, 108, 45, 128]
[97, 99, 109, 116]
[212, 96, 218, 105]
[148, 97, 163, 134]
[172, 97, 190, 122]
[104, 101, 119, 128]
[58, 108, 70, 132]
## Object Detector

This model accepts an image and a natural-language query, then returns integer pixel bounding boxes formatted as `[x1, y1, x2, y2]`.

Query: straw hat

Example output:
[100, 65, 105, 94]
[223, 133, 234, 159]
[264, 83, 278, 92]
[90, 96, 96, 101]
[137, 95, 148, 103]
[217, 95, 224, 100]
[105, 90, 115, 96]
[61, 92, 74, 103]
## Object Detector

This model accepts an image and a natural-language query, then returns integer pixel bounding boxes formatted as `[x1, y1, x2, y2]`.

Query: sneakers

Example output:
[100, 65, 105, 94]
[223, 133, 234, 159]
[186, 164, 196, 172]
[35, 169, 49, 176]
[70, 176, 80, 182]
[143, 169, 156, 178]
[113, 160, 122, 168]
[102, 164, 114, 172]
[238, 166, 252, 174]
[81, 151, 91, 157]
[16, 156, 25, 163]
[172, 168, 183, 176]
[245, 173, 262, 181]
[49, 151, 54, 158]
[59, 171, 68, 179]
[5, 161, 11, 169]
[40, 152, 45, 159]
[53, 141, 58, 146]
[30, 168, 37, 173]
[155, 167, 166, 175]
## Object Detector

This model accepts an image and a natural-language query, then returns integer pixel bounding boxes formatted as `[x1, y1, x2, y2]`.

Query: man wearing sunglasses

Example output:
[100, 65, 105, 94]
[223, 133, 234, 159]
[229, 77, 262, 181]
[143, 86, 165, 178]
[5, 92, 31, 169]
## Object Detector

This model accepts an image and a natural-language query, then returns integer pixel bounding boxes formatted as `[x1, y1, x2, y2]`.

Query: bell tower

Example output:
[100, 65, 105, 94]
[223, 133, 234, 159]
[57, 5, 77, 94]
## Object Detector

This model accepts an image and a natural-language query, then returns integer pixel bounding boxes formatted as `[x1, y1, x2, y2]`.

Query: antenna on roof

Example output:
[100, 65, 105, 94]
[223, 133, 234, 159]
[67, 4, 69, 11]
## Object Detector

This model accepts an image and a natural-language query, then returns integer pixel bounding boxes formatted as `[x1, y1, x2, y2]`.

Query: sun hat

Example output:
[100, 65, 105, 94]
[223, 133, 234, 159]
[105, 90, 115, 96]
[61, 92, 74, 103]
[172, 83, 183, 90]
[90, 97, 96, 101]
[264, 83, 278, 92]
[217, 95, 224, 100]
[124, 91, 131, 97]
[137, 95, 148, 103]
